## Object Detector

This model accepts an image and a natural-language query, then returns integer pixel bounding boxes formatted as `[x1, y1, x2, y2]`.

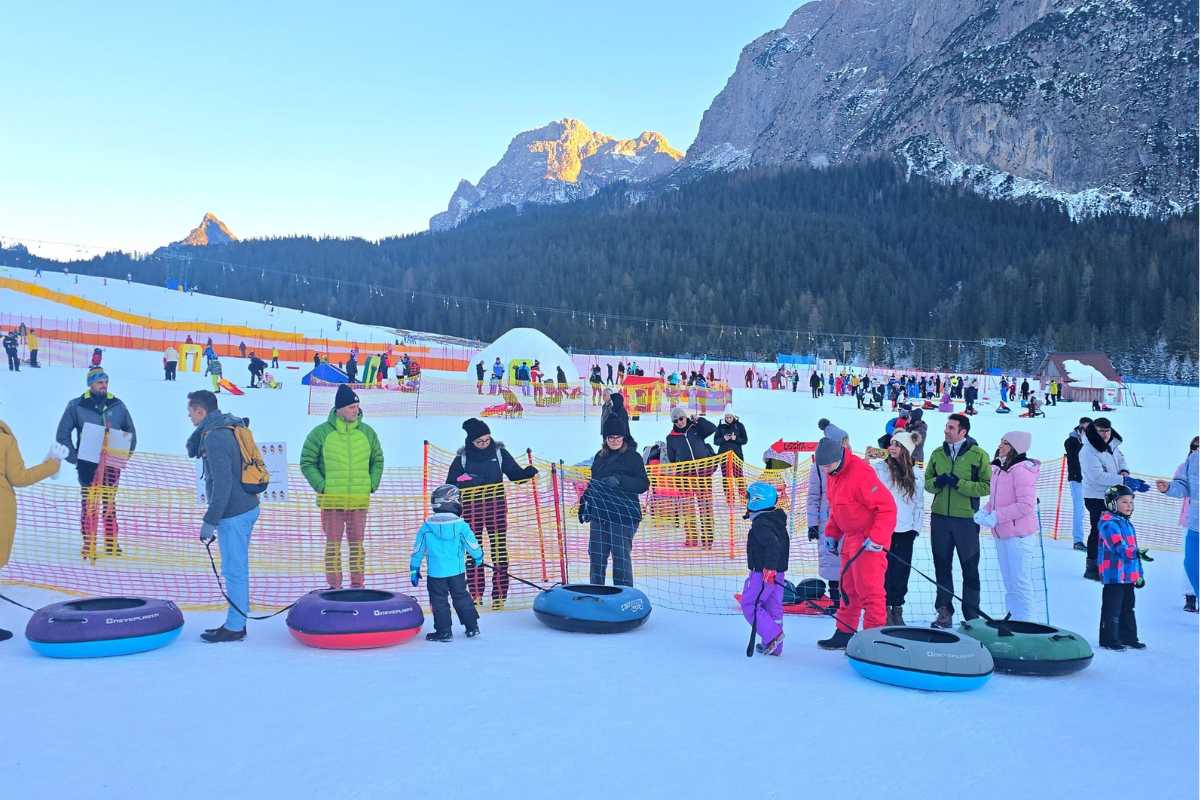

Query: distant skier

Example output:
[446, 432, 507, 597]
[475, 361, 485, 394]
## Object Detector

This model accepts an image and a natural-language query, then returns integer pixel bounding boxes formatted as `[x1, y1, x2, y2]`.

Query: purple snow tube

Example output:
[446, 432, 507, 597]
[26, 596, 184, 658]
[286, 589, 424, 649]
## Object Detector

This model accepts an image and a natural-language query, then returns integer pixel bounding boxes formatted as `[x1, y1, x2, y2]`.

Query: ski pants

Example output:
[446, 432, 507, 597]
[1085, 497, 1107, 562]
[1099, 583, 1137, 646]
[5, 347, 18, 371]
[427, 573, 479, 634]
[1185, 529, 1198, 596]
[836, 541, 886, 633]
[930, 514, 981, 619]
[164, 360, 177, 380]
[1069, 481, 1085, 544]
[29, 349, 38, 367]
[463, 498, 509, 600]
[816, 521, 841, 582]
[79, 466, 121, 555]
[884, 530, 918, 606]
[322, 508, 367, 588]
[217, 506, 259, 631]
[994, 534, 1037, 621]
[588, 520, 636, 586]
[740, 570, 784, 652]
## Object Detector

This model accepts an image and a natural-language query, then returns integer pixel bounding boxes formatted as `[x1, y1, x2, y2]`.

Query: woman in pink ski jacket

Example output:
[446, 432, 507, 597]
[975, 430, 1040, 621]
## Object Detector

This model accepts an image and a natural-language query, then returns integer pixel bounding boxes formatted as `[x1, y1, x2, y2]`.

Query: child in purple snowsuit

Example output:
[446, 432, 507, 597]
[740, 482, 790, 655]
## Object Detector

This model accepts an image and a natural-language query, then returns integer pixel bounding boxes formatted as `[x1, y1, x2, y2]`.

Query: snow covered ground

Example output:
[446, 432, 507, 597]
[0, 277, 1196, 799]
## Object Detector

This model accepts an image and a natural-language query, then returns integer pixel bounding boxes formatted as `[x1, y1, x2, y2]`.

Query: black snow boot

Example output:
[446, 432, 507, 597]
[0, 627, 12, 642]
[828, 580, 841, 611]
[426, 630, 453, 642]
[1083, 560, 1100, 581]
[200, 626, 246, 643]
[465, 626, 481, 638]
[1098, 618, 1124, 651]
[817, 629, 853, 650]
[1185, 595, 1197, 613]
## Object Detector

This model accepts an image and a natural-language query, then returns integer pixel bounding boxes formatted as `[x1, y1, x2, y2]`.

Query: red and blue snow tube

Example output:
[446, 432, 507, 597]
[26, 596, 184, 658]
[286, 589, 424, 649]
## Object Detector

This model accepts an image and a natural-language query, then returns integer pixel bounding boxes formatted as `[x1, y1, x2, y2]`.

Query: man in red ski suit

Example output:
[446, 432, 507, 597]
[814, 424, 897, 649]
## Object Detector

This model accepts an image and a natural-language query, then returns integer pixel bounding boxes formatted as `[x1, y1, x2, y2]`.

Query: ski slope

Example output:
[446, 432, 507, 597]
[0, 270, 1196, 800]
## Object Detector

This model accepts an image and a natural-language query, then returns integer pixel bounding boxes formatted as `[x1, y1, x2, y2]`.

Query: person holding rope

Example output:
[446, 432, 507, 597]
[446, 418, 537, 609]
[814, 423, 897, 651]
[186, 390, 261, 643]
[0, 423, 66, 642]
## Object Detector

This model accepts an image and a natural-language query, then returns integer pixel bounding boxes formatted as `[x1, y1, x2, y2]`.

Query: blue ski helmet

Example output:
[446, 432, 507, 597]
[746, 481, 778, 513]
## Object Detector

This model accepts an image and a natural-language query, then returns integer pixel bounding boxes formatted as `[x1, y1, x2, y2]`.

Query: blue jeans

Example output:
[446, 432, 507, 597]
[218, 506, 260, 630]
[1069, 481, 1085, 544]
[1185, 529, 1198, 597]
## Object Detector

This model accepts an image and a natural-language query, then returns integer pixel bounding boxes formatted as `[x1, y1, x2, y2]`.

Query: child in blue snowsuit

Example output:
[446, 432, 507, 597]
[410, 484, 485, 642]
[740, 482, 790, 655]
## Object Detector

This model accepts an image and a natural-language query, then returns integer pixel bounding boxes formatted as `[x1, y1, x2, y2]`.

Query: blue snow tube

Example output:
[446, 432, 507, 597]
[846, 626, 993, 692]
[25, 597, 184, 658]
[533, 584, 651, 633]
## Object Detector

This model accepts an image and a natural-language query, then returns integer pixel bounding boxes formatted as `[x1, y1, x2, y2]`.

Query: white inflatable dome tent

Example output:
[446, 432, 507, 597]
[468, 328, 577, 384]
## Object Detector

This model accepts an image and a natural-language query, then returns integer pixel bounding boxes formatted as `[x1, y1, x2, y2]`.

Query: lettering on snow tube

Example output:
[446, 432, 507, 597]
[286, 589, 424, 649]
[846, 626, 994, 692]
[959, 619, 1094, 676]
[533, 584, 651, 633]
[26, 597, 184, 658]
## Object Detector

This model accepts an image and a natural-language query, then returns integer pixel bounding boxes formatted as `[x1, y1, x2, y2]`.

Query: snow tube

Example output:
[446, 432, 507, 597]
[846, 627, 994, 692]
[533, 584, 651, 633]
[25, 597, 183, 658]
[959, 619, 1093, 676]
[286, 589, 423, 649]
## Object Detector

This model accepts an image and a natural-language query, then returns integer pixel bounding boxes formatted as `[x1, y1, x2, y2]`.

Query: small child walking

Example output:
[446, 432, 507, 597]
[739, 482, 790, 656]
[410, 484, 484, 642]
[1097, 484, 1148, 651]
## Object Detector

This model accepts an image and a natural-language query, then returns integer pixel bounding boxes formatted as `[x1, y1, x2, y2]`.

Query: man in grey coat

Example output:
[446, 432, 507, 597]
[186, 390, 261, 643]
[56, 366, 137, 558]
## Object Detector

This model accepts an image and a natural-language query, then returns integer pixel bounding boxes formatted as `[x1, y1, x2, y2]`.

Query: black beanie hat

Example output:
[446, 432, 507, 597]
[601, 415, 626, 438]
[463, 417, 490, 444]
[334, 384, 360, 410]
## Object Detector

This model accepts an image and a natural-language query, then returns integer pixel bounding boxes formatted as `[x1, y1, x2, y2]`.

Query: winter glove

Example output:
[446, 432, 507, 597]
[524, 466, 539, 480]
[48, 443, 69, 462]
[1137, 548, 1153, 562]
[973, 510, 998, 528]
[455, 473, 474, 483]
[933, 473, 953, 489]
[825, 537, 839, 555]
[944, 473, 960, 489]
[199, 523, 218, 544]
[1134, 576, 1146, 589]
[1122, 476, 1150, 493]
[410, 568, 421, 587]
[863, 538, 883, 553]
[470, 553, 483, 568]
[762, 569, 777, 585]
[807, 525, 820, 542]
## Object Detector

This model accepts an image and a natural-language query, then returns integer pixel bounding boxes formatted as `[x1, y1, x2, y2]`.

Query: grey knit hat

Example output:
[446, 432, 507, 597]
[814, 436, 845, 468]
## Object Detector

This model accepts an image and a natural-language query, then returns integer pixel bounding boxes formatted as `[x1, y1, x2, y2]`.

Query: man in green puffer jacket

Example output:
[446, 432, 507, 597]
[300, 385, 384, 588]
[924, 413, 992, 629]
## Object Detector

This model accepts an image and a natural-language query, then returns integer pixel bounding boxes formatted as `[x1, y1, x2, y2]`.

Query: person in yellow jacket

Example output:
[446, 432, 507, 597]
[300, 385, 384, 588]
[270, 347, 280, 369]
[1, 422, 67, 641]
[26, 329, 40, 368]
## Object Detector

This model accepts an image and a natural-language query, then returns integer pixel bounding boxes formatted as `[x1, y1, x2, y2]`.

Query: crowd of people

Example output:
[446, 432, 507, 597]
[0, 356, 1195, 654]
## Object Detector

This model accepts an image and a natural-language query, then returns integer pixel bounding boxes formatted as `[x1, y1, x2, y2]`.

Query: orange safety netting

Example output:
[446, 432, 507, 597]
[2, 441, 1188, 622]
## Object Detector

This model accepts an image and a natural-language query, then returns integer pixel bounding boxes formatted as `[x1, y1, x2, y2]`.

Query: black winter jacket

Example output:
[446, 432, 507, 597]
[714, 420, 748, 460]
[445, 442, 535, 492]
[746, 508, 789, 571]
[1064, 431, 1084, 483]
[581, 446, 649, 525]
[665, 417, 716, 466]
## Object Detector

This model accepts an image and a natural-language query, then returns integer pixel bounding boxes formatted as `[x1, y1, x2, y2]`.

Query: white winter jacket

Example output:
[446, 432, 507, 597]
[873, 460, 925, 533]
[1080, 436, 1128, 500]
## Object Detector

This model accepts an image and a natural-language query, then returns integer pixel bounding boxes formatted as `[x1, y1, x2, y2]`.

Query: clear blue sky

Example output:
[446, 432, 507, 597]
[0, 1, 802, 258]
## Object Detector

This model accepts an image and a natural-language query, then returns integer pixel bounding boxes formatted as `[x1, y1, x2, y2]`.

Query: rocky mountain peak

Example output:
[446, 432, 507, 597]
[430, 119, 682, 231]
[176, 212, 238, 247]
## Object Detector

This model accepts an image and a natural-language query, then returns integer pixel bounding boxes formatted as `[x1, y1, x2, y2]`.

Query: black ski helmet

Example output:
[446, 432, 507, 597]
[1104, 483, 1134, 514]
[431, 483, 462, 515]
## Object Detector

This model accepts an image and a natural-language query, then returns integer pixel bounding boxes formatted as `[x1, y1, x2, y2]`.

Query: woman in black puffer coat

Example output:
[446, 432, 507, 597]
[580, 416, 650, 586]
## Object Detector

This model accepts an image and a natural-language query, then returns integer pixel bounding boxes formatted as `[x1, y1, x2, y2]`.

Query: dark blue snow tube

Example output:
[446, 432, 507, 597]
[25, 597, 184, 658]
[533, 584, 651, 633]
